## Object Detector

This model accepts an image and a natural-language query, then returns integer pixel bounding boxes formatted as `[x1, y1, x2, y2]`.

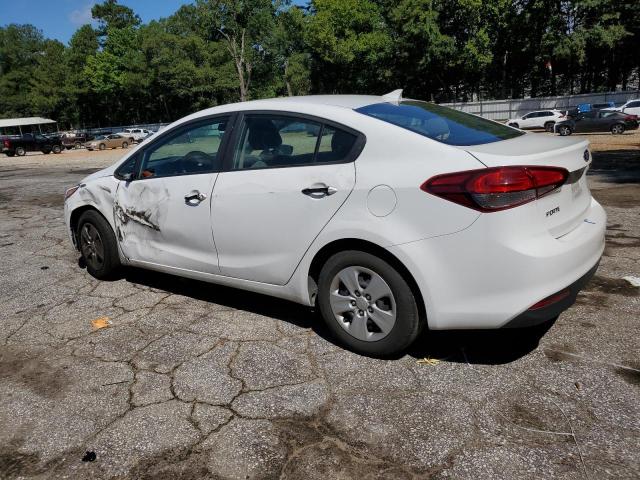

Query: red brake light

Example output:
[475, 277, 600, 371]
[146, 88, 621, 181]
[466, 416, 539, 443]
[3, 139, 10, 148]
[421, 166, 569, 212]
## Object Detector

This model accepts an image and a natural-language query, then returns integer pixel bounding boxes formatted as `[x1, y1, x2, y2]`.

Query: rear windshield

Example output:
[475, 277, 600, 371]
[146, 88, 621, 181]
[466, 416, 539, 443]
[355, 100, 524, 146]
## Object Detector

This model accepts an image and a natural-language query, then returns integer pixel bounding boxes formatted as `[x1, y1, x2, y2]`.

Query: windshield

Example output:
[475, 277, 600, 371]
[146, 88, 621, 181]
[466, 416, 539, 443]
[355, 100, 524, 146]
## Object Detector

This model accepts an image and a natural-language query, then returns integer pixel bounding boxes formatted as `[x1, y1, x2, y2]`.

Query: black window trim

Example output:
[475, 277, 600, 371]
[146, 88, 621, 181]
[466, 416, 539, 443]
[222, 110, 367, 172]
[116, 113, 236, 181]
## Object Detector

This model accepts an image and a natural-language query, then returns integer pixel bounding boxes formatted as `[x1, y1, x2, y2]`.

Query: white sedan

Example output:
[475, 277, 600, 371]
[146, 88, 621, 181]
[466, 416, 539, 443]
[64, 91, 605, 356]
[601, 99, 640, 116]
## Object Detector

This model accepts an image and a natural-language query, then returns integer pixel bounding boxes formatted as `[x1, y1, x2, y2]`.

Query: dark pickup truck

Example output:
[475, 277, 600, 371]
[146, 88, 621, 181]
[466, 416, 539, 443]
[1, 133, 63, 156]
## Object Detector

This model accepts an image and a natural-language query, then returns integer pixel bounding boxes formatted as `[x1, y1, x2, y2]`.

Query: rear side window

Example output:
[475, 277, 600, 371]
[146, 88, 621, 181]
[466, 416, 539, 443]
[355, 101, 524, 146]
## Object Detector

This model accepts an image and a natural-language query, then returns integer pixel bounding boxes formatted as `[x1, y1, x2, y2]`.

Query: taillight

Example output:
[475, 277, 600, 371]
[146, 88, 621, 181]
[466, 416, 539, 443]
[3, 139, 10, 148]
[421, 166, 569, 212]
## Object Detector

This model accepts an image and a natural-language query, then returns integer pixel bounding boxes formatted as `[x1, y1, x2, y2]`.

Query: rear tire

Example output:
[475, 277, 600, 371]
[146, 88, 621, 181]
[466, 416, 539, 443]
[15, 147, 26, 156]
[122, 141, 128, 149]
[509, 122, 519, 129]
[99, 143, 106, 151]
[77, 210, 121, 280]
[611, 124, 625, 135]
[544, 121, 555, 132]
[317, 250, 422, 357]
[558, 125, 572, 136]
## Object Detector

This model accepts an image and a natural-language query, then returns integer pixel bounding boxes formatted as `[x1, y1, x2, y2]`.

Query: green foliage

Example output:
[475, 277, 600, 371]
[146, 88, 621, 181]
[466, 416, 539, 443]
[92, 0, 141, 37]
[306, 0, 392, 92]
[0, 0, 638, 127]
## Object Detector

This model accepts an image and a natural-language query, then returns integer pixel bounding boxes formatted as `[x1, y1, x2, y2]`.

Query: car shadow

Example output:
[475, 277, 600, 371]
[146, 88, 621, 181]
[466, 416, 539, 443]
[122, 267, 326, 333]
[590, 150, 640, 184]
[405, 320, 555, 365]
[116, 265, 552, 365]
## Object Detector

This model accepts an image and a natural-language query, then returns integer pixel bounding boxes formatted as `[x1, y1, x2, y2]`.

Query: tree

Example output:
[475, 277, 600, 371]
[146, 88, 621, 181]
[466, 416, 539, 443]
[92, 0, 141, 37]
[193, 0, 277, 101]
[306, 0, 392, 93]
[272, 6, 310, 96]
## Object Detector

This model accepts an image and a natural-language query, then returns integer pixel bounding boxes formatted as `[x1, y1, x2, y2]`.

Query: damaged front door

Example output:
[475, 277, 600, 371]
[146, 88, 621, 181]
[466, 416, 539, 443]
[114, 116, 230, 274]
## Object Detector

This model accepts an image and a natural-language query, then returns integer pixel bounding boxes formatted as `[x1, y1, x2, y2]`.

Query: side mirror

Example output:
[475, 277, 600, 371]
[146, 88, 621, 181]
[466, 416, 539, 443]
[116, 172, 134, 182]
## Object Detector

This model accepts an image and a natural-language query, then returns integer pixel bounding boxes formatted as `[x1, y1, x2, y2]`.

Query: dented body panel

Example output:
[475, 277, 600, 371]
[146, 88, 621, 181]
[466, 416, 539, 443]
[114, 174, 220, 274]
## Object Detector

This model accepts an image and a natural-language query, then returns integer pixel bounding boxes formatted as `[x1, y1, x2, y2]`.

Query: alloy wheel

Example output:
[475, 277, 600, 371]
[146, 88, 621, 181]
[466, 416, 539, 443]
[329, 266, 397, 342]
[80, 223, 105, 271]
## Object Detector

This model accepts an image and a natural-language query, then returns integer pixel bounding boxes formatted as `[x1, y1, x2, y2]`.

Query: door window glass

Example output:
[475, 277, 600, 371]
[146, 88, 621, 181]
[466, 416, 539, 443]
[232, 115, 359, 170]
[140, 117, 228, 178]
[232, 115, 321, 169]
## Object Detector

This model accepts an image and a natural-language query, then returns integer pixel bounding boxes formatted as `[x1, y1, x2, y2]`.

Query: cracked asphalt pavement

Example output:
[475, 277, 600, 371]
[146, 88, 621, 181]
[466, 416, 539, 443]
[0, 145, 639, 479]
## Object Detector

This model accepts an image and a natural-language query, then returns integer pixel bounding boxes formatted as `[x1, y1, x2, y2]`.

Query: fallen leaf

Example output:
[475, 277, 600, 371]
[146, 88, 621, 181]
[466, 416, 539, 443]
[416, 357, 441, 366]
[91, 317, 111, 329]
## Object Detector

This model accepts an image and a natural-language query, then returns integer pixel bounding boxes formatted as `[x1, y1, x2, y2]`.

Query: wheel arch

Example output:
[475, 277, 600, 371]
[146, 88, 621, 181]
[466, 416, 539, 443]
[69, 205, 111, 249]
[307, 238, 427, 324]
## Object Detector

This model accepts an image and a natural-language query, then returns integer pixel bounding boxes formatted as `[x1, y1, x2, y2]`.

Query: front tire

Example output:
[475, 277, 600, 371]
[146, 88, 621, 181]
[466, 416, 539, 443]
[317, 250, 422, 357]
[99, 143, 106, 151]
[122, 141, 129, 149]
[611, 124, 625, 135]
[558, 125, 572, 136]
[77, 210, 121, 279]
[52, 145, 62, 154]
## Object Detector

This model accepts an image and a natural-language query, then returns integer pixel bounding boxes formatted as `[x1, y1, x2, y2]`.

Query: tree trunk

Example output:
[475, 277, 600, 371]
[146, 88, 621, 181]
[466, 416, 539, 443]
[284, 59, 293, 96]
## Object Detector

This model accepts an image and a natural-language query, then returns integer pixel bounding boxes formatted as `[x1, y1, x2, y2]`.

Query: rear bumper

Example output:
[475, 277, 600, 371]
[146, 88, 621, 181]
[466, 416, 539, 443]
[502, 260, 599, 328]
[387, 197, 606, 330]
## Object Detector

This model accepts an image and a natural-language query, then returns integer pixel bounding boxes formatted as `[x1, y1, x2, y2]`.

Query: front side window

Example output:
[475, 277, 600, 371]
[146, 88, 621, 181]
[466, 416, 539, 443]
[140, 117, 229, 179]
[232, 114, 358, 170]
[356, 101, 524, 146]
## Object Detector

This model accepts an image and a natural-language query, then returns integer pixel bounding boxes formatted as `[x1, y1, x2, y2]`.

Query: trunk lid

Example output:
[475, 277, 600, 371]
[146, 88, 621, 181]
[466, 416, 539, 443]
[460, 133, 592, 238]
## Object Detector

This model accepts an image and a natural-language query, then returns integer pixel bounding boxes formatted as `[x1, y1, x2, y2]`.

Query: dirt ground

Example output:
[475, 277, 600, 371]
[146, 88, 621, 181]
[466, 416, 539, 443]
[0, 130, 638, 479]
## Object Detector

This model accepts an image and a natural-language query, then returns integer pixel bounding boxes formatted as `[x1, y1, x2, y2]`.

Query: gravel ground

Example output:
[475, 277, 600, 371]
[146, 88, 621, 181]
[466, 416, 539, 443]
[0, 132, 638, 479]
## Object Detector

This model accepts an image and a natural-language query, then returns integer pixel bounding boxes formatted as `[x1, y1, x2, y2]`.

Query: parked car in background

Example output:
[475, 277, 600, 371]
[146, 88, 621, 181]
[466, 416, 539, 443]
[506, 110, 565, 131]
[64, 92, 605, 356]
[61, 132, 90, 149]
[85, 134, 130, 151]
[601, 99, 640, 116]
[555, 110, 639, 136]
[122, 128, 152, 143]
[1, 132, 63, 156]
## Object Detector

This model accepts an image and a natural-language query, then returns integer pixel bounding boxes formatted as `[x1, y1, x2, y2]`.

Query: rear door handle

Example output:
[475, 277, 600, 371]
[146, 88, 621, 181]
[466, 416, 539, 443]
[302, 186, 337, 198]
[184, 190, 207, 204]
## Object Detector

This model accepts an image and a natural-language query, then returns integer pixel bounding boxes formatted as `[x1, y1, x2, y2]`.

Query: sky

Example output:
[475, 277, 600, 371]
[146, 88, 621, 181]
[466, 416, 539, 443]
[0, 0, 195, 44]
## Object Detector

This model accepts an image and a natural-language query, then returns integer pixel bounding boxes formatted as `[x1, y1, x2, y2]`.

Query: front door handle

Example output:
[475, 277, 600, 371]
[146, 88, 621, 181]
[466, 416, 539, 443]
[184, 190, 207, 204]
[302, 185, 337, 198]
